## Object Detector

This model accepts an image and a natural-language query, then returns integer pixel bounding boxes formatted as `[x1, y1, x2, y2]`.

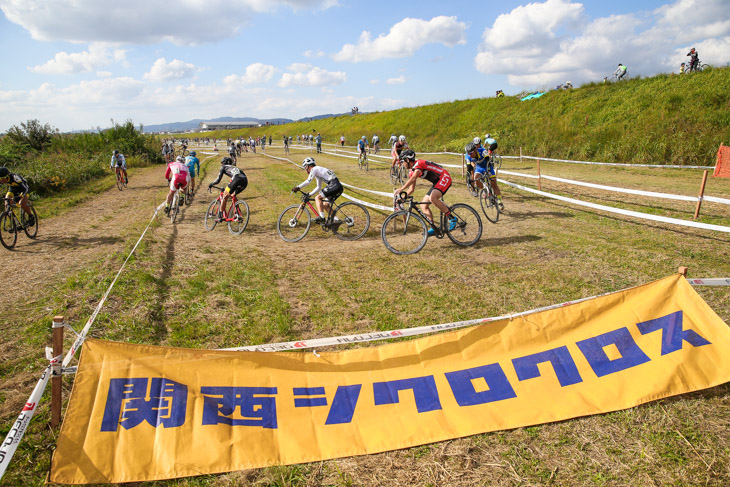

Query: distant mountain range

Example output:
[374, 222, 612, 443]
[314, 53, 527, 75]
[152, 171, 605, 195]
[143, 113, 353, 133]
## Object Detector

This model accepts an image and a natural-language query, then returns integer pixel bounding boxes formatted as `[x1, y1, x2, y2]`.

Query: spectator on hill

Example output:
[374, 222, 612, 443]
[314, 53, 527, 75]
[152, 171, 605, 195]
[340, 135, 345, 147]
[316, 133, 322, 153]
[687, 48, 699, 72]
[614, 63, 627, 81]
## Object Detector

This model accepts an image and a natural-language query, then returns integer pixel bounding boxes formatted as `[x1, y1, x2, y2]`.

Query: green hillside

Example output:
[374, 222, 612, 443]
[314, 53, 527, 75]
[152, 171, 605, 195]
[214, 67, 730, 166]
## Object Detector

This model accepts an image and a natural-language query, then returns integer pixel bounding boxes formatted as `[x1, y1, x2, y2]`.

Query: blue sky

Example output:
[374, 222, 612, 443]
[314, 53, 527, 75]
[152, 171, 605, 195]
[1, 0, 728, 132]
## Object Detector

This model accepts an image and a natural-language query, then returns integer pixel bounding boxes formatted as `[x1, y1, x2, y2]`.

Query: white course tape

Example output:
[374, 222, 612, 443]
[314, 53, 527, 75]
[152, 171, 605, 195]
[501, 179, 730, 233]
[520, 155, 713, 169]
[340, 192, 394, 212]
[500, 170, 712, 203]
[341, 181, 395, 198]
[0, 366, 51, 480]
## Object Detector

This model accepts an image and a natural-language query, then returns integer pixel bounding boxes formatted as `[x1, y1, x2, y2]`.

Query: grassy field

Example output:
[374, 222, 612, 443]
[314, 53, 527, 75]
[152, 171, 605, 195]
[1, 142, 729, 485]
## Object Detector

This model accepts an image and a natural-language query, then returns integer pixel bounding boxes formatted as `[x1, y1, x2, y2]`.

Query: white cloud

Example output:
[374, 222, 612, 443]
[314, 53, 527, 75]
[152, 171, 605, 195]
[386, 75, 405, 85]
[0, 0, 338, 45]
[303, 49, 325, 58]
[370, 79, 380, 84]
[96, 71, 112, 78]
[143, 58, 200, 82]
[279, 65, 347, 87]
[28, 43, 128, 74]
[223, 63, 277, 85]
[332, 16, 467, 62]
[474, 0, 730, 89]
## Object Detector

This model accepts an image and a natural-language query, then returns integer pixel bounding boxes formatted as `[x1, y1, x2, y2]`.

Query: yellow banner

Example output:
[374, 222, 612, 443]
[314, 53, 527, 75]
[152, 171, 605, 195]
[50, 275, 730, 484]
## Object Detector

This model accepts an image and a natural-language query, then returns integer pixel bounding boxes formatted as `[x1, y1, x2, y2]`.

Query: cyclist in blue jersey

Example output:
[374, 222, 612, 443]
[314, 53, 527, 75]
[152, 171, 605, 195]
[185, 151, 200, 194]
[357, 136, 369, 159]
[465, 141, 503, 210]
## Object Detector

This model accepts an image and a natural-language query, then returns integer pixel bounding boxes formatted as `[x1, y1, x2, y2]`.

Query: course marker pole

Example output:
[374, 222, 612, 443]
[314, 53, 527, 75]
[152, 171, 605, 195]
[693, 170, 709, 219]
[51, 316, 64, 427]
[678, 266, 688, 277]
[537, 158, 542, 191]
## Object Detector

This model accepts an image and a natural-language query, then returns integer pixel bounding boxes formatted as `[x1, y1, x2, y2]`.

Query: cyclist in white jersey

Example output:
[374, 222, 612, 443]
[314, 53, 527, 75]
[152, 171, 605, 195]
[291, 157, 343, 223]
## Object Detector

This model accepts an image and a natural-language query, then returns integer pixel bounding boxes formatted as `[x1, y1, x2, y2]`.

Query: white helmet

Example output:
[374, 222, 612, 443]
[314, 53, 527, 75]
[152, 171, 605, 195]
[302, 157, 316, 169]
[176, 156, 184, 163]
[398, 135, 406, 143]
[473, 137, 481, 146]
[362, 136, 366, 140]
[485, 133, 491, 139]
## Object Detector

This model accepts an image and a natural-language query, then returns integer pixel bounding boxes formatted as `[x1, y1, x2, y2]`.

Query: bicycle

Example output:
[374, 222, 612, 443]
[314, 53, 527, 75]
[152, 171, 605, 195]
[389, 160, 408, 185]
[358, 151, 368, 171]
[277, 188, 370, 242]
[373, 142, 380, 155]
[0, 197, 38, 250]
[382, 193, 482, 255]
[475, 173, 500, 223]
[168, 185, 189, 224]
[115, 168, 127, 191]
[465, 167, 479, 197]
[684, 62, 709, 73]
[204, 185, 250, 235]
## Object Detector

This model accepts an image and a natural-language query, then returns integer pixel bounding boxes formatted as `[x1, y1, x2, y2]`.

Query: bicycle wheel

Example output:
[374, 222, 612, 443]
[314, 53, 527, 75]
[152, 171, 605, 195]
[358, 154, 364, 170]
[446, 203, 482, 247]
[332, 202, 370, 241]
[364, 154, 368, 172]
[21, 206, 38, 238]
[182, 149, 189, 157]
[399, 164, 408, 184]
[389, 165, 398, 185]
[277, 205, 311, 242]
[204, 199, 221, 231]
[381, 211, 428, 255]
[0, 212, 17, 249]
[479, 186, 499, 223]
[184, 190, 192, 205]
[116, 172, 123, 191]
[171, 193, 180, 223]
[228, 200, 250, 236]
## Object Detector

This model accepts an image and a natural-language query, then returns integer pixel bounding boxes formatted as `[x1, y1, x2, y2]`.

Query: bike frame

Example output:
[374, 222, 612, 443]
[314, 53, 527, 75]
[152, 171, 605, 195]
[294, 191, 339, 227]
[399, 196, 446, 237]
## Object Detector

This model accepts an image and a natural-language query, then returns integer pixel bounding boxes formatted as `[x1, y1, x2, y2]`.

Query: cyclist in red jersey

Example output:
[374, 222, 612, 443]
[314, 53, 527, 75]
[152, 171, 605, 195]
[391, 134, 408, 170]
[394, 149, 457, 235]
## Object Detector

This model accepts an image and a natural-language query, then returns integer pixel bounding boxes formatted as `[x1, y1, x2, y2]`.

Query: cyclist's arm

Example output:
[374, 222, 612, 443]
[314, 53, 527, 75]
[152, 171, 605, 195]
[397, 169, 419, 196]
[209, 167, 225, 187]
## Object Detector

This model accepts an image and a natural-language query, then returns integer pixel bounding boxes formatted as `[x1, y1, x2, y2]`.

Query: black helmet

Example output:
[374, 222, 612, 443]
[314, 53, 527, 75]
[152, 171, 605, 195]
[400, 149, 416, 162]
[221, 157, 234, 166]
[465, 142, 476, 154]
[0, 167, 9, 178]
[113, 150, 119, 155]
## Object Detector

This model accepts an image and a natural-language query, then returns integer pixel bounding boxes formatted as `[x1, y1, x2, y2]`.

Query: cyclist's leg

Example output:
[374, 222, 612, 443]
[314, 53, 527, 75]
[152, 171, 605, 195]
[19, 193, 32, 217]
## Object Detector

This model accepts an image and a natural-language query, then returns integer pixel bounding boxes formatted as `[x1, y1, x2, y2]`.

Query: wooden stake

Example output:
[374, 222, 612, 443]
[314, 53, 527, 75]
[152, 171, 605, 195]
[537, 159, 542, 191]
[678, 266, 689, 277]
[693, 170, 709, 220]
[51, 316, 64, 428]
[520, 147, 523, 165]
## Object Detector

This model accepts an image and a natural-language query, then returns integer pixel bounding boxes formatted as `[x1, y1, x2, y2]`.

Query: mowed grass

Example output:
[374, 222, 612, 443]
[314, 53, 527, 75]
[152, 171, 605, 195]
[1, 144, 729, 486]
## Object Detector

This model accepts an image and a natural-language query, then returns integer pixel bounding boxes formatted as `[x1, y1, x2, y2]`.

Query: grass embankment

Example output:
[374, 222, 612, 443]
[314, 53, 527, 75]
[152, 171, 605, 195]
[1, 145, 729, 486]
[202, 67, 730, 166]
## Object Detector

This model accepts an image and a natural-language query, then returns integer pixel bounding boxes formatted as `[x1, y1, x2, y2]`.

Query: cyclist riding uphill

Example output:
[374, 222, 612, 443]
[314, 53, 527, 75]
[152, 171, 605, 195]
[466, 141, 504, 210]
[208, 157, 248, 221]
[111, 150, 128, 184]
[0, 167, 34, 226]
[163, 156, 190, 215]
[394, 149, 457, 236]
[185, 151, 200, 194]
[358, 136, 369, 156]
[290, 157, 343, 224]
[391, 134, 408, 170]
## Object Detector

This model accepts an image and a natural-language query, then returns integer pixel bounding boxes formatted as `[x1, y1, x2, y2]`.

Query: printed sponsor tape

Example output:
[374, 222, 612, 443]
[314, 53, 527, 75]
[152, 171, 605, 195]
[687, 278, 730, 286]
[500, 179, 730, 233]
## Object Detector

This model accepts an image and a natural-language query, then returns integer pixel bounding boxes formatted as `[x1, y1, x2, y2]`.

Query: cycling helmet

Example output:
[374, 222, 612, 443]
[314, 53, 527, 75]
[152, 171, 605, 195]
[221, 157, 233, 166]
[472, 137, 481, 146]
[176, 156, 184, 163]
[0, 167, 9, 178]
[485, 133, 491, 139]
[400, 149, 416, 162]
[113, 150, 119, 155]
[398, 135, 406, 143]
[362, 136, 366, 140]
[465, 142, 477, 154]
[302, 157, 316, 169]
[189, 151, 196, 156]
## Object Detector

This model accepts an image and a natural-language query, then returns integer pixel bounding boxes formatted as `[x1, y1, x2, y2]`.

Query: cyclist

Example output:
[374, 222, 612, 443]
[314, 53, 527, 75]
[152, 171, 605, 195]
[228, 142, 237, 163]
[388, 134, 397, 147]
[687, 47, 699, 72]
[316, 133, 322, 153]
[391, 134, 408, 171]
[464, 137, 482, 184]
[290, 157, 342, 224]
[163, 156, 190, 215]
[467, 140, 504, 210]
[208, 156, 248, 221]
[394, 149, 456, 236]
[357, 136, 369, 162]
[161, 142, 171, 162]
[0, 167, 34, 226]
[185, 151, 200, 194]
[371, 134, 380, 153]
[340, 135, 345, 147]
[613, 63, 627, 81]
[111, 150, 128, 184]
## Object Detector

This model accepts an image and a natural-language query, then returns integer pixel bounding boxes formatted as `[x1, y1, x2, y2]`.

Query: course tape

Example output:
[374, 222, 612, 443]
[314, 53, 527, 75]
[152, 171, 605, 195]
[223, 278, 694, 353]
[520, 154, 713, 169]
[500, 170, 730, 205]
[500, 179, 730, 233]
[687, 278, 730, 286]
[0, 366, 51, 480]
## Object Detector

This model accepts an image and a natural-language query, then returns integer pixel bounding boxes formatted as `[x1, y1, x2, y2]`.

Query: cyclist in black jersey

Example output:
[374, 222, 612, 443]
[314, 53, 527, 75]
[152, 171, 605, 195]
[208, 157, 248, 220]
[0, 167, 34, 225]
